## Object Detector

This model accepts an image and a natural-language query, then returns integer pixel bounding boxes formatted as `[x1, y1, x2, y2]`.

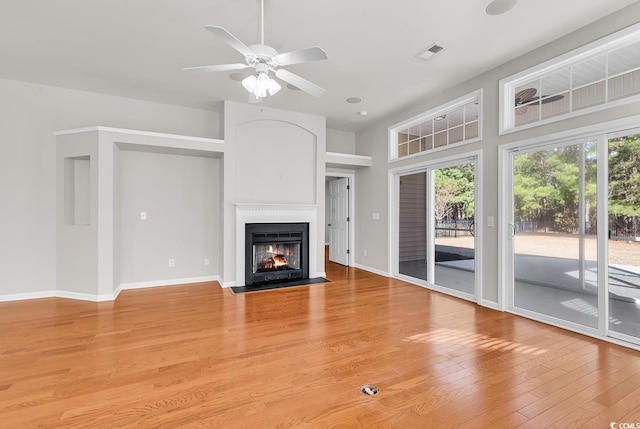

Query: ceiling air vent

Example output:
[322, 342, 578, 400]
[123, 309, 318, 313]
[415, 43, 445, 61]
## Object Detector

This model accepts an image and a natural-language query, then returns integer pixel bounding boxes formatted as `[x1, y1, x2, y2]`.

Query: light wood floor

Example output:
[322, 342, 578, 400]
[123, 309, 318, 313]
[1, 259, 640, 428]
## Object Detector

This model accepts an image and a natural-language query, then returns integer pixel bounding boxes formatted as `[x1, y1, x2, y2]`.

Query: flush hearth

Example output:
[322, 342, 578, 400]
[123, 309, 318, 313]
[245, 223, 309, 285]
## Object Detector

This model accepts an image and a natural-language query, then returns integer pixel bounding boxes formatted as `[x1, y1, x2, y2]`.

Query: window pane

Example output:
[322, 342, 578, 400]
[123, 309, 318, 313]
[448, 107, 464, 128]
[408, 139, 421, 155]
[540, 91, 570, 120]
[572, 55, 606, 88]
[465, 122, 478, 140]
[399, 172, 427, 279]
[608, 134, 640, 340]
[608, 40, 640, 77]
[542, 68, 571, 96]
[513, 142, 598, 329]
[434, 117, 447, 133]
[608, 69, 640, 101]
[422, 135, 433, 151]
[434, 131, 447, 148]
[465, 103, 479, 124]
[449, 126, 464, 144]
[572, 81, 606, 110]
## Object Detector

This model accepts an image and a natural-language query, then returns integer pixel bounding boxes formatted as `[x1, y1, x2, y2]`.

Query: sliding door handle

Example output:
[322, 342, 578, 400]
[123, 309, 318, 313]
[508, 223, 516, 239]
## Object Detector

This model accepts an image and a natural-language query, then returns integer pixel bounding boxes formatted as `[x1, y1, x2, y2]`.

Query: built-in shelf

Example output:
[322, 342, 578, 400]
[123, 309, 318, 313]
[325, 152, 372, 169]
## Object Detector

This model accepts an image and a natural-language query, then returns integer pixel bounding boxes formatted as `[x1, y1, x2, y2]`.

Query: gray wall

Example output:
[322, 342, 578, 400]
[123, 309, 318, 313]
[353, 3, 640, 304]
[327, 128, 355, 154]
[0, 77, 219, 297]
[118, 150, 220, 284]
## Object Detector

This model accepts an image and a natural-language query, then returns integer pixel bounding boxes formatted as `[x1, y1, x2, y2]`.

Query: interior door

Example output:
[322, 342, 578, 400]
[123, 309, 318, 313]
[328, 177, 349, 265]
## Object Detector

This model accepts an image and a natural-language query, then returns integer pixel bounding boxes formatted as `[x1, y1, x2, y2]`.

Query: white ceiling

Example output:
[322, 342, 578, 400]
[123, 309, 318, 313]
[0, 0, 636, 132]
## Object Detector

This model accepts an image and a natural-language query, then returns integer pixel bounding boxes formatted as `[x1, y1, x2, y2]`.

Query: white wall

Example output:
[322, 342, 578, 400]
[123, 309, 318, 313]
[222, 101, 326, 285]
[0, 77, 219, 297]
[353, 3, 640, 305]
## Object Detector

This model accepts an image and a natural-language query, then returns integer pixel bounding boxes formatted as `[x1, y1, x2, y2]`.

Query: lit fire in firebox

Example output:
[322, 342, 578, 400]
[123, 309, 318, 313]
[261, 245, 290, 270]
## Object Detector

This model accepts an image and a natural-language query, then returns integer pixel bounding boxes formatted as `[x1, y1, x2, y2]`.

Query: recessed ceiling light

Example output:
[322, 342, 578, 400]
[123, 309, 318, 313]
[485, 0, 517, 15]
[346, 97, 362, 104]
[358, 111, 367, 116]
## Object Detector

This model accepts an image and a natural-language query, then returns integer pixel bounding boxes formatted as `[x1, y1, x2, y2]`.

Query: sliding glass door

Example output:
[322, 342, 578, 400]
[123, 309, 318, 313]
[506, 131, 640, 346]
[607, 133, 640, 343]
[397, 159, 477, 300]
[511, 140, 598, 328]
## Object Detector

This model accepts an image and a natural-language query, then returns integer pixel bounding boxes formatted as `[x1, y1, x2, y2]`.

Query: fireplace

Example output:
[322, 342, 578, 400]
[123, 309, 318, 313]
[245, 223, 309, 285]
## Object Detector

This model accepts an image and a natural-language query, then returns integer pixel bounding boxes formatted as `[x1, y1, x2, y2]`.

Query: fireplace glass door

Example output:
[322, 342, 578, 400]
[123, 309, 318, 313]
[245, 223, 309, 285]
[253, 242, 301, 273]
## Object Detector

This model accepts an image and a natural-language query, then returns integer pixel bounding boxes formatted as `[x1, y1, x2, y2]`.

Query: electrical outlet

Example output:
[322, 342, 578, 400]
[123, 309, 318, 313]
[140, 211, 147, 220]
[168, 259, 175, 267]
[364, 249, 368, 256]
[204, 258, 210, 266]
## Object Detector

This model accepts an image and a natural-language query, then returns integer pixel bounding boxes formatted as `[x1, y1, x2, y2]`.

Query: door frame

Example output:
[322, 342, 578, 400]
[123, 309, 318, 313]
[325, 172, 355, 267]
[388, 150, 483, 304]
[498, 114, 640, 350]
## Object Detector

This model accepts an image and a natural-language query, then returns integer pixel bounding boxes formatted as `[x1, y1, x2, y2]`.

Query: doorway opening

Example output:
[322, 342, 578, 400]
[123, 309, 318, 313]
[325, 173, 355, 266]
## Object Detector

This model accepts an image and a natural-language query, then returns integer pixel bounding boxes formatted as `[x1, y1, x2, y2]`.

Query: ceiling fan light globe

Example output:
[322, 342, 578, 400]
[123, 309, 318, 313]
[255, 72, 271, 98]
[242, 75, 258, 93]
[267, 78, 281, 96]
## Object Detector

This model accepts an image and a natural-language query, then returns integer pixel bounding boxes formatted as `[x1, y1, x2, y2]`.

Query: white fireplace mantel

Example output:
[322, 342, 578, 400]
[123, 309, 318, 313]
[235, 204, 319, 286]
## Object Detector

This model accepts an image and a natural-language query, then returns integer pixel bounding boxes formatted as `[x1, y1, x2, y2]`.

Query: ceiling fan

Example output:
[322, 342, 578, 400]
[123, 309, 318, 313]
[184, 0, 328, 103]
[515, 88, 565, 114]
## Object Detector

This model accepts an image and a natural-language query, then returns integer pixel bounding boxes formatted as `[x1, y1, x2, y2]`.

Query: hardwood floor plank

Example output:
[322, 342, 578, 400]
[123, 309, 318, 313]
[0, 256, 639, 428]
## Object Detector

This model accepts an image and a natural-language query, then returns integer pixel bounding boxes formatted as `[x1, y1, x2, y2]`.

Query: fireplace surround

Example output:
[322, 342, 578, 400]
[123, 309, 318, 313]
[235, 204, 320, 287]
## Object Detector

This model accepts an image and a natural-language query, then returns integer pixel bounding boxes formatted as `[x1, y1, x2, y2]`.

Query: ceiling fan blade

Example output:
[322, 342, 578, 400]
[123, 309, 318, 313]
[515, 88, 537, 105]
[205, 25, 255, 58]
[275, 69, 325, 97]
[183, 63, 250, 73]
[273, 47, 328, 66]
[540, 94, 565, 104]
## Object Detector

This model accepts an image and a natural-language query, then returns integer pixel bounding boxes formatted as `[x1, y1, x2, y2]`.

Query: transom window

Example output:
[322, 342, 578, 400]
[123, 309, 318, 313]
[389, 90, 482, 161]
[500, 22, 640, 134]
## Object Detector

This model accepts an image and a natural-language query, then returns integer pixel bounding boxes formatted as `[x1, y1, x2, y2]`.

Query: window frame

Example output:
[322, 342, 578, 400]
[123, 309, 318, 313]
[500, 22, 640, 135]
[388, 89, 483, 163]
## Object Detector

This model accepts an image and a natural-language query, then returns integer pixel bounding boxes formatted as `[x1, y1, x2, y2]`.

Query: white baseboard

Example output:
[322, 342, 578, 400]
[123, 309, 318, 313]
[118, 276, 220, 291]
[0, 276, 222, 303]
[220, 280, 236, 288]
[353, 263, 389, 277]
[0, 290, 58, 302]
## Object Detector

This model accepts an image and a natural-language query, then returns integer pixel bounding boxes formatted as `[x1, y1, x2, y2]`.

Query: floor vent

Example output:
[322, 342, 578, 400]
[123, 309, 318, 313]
[360, 384, 379, 396]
